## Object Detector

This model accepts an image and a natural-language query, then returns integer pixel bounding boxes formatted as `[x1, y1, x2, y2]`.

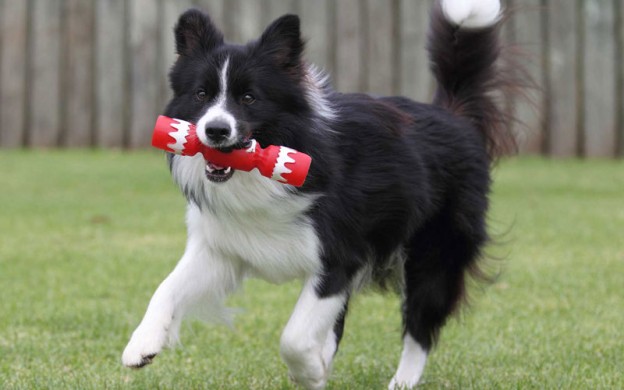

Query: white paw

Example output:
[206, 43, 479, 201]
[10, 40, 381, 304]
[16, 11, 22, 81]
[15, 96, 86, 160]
[388, 376, 418, 390]
[388, 335, 427, 389]
[442, 0, 501, 28]
[121, 324, 169, 368]
[281, 343, 329, 390]
[284, 354, 329, 390]
[288, 369, 328, 390]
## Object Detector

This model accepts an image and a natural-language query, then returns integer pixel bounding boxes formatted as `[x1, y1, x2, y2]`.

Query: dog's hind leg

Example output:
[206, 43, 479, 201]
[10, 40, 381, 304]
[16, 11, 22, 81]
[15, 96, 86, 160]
[388, 333, 428, 390]
[389, 210, 487, 389]
[389, 250, 468, 389]
[122, 222, 244, 368]
[280, 275, 350, 390]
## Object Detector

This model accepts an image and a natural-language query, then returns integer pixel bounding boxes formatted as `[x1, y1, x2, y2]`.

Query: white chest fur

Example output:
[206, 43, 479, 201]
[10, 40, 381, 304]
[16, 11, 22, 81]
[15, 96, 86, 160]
[178, 156, 322, 284]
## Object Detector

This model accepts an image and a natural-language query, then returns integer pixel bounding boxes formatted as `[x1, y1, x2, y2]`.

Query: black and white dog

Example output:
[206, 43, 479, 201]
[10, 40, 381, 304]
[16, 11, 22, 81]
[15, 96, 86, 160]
[122, 0, 516, 388]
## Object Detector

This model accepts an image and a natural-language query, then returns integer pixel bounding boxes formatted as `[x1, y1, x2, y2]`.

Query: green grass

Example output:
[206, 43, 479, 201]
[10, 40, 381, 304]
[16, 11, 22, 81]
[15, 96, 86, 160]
[0, 151, 622, 389]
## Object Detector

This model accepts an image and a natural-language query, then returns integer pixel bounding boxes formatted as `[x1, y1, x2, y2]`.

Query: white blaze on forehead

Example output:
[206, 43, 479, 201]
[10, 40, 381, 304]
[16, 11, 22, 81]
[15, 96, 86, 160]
[196, 57, 238, 145]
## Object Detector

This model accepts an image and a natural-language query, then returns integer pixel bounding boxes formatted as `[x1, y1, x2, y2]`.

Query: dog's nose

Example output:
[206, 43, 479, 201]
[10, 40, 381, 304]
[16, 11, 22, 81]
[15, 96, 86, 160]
[205, 120, 231, 143]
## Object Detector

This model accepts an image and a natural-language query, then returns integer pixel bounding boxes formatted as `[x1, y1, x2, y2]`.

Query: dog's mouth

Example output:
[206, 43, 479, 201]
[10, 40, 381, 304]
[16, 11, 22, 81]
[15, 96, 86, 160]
[203, 138, 256, 183]
[205, 161, 234, 183]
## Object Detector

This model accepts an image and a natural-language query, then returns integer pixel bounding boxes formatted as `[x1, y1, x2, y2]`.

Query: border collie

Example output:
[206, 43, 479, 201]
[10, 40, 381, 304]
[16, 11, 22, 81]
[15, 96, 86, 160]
[122, 0, 517, 388]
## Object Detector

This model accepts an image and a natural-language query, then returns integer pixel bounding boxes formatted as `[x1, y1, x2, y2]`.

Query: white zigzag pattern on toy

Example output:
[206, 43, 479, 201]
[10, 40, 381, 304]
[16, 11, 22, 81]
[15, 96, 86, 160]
[271, 147, 296, 183]
[246, 139, 258, 153]
[168, 119, 191, 154]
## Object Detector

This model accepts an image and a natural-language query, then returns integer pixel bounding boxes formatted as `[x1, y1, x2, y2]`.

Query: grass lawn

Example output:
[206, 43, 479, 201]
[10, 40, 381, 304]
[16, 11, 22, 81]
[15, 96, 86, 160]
[0, 150, 622, 389]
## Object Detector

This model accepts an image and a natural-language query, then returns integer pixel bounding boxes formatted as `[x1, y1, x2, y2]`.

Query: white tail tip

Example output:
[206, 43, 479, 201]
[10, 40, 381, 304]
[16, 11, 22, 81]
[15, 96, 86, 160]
[441, 0, 501, 28]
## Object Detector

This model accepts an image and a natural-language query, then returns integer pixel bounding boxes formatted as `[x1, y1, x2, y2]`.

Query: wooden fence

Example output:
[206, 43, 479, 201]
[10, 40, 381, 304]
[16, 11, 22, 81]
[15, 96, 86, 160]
[0, 0, 623, 157]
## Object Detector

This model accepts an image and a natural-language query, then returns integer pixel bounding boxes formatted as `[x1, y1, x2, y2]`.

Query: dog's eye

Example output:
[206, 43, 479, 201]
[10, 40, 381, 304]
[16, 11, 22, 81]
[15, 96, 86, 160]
[241, 93, 256, 105]
[195, 89, 207, 101]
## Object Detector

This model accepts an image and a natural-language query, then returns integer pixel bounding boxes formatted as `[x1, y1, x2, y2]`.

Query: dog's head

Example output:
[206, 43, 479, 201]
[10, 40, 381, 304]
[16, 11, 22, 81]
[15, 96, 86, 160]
[164, 10, 326, 184]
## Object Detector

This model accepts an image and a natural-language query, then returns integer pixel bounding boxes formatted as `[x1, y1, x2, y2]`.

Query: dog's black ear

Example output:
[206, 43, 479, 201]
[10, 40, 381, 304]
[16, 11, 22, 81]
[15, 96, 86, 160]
[174, 9, 224, 56]
[258, 14, 304, 72]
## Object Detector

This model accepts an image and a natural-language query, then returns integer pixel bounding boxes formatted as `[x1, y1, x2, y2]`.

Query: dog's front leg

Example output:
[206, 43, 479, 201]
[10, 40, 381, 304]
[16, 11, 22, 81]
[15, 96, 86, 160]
[122, 237, 243, 368]
[280, 276, 349, 390]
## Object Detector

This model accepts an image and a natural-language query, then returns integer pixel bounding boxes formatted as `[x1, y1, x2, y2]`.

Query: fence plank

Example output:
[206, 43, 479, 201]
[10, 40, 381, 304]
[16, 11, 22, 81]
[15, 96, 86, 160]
[194, 0, 225, 19]
[334, 0, 364, 93]
[0, 0, 3, 144]
[28, 0, 63, 147]
[363, 0, 395, 96]
[399, 0, 433, 102]
[95, 0, 126, 148]
[299, 0, 331, 72]
[262, 0, 298, 27]
[508, 0, 545, 154]
[62, 0, 95, 147]
[129, 0, 161, 148]
[583, 0, 616, 157]
[545, 0, 578, 157]
[161, 0, 197, 112]
[224, 0, 263, 44]
[617, 0, 624, 157]
[0, 0, 28, 147]
[162, 0, 184, 50]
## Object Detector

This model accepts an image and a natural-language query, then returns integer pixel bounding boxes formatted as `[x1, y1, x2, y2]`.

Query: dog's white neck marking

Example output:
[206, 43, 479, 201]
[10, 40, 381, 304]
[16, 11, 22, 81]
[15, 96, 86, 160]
[196, 57, 238, 145]
[170, 153, 322, 284]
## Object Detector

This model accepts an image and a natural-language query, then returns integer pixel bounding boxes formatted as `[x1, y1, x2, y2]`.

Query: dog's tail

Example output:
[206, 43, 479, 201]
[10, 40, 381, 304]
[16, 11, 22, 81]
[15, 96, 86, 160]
[428, 0, 518, 160]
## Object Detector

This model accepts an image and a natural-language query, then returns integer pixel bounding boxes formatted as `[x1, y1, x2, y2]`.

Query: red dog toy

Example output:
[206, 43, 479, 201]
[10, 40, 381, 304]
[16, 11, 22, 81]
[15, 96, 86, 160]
[152, 115, 312, 187]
